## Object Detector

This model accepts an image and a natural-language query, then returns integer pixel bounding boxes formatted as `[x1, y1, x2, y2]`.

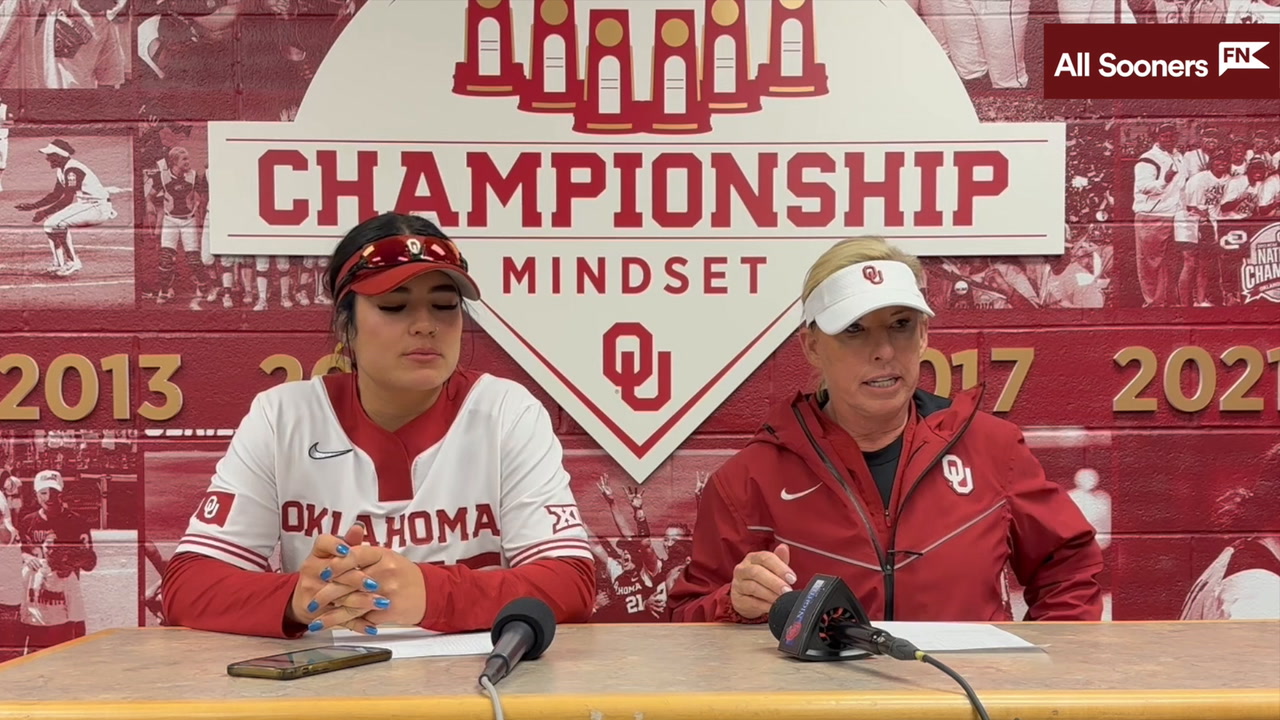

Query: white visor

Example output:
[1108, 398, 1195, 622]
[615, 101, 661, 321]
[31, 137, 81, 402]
[801, 260, 934, 334]
[34, 470, 64, 493]
[39, 143, 70, 157]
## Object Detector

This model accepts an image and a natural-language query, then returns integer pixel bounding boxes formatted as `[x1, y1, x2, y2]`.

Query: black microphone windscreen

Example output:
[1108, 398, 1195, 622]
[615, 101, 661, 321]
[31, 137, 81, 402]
[491, 597, 557, 659]
[767, 590, 801, 640]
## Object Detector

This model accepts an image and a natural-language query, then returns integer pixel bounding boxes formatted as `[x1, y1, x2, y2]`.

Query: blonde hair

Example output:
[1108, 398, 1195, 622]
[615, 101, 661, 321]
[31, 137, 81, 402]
[801, 236, 925, 305]
[801, 237, 926, 398]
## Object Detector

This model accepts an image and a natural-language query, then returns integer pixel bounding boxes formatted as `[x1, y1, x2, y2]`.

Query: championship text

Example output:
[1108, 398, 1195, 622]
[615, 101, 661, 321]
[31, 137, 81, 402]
[252, 144, 1015, 235]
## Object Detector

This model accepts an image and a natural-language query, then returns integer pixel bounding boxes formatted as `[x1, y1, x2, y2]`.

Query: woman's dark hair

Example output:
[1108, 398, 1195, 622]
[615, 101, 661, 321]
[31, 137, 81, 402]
[325, 212, 453, 364]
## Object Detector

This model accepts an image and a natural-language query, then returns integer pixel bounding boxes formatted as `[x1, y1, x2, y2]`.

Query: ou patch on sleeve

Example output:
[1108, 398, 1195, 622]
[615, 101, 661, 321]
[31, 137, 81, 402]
[193, 491, 236, 528]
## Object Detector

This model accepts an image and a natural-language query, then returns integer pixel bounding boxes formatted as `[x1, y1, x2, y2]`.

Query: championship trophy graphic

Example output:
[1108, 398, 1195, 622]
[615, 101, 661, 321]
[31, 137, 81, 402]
[644, 10, 712, 134]
[450, 0, 828, 135]
[519, 0, 582, 112]
[574, 9, 640, 133]
[453, 0, 526, 96]
[754, 0, 828, 97]
[702, 0, 761, 113]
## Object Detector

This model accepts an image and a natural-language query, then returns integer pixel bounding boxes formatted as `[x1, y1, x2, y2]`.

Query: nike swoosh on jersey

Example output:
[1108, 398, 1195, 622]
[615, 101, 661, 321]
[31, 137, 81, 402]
[308, 443, 353, 460]
[780, 485, 821, 501]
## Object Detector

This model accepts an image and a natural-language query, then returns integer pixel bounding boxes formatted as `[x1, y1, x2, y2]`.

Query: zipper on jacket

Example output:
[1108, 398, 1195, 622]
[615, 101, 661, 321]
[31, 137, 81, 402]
[883, 407, 980, 620]
[792, 406, 894, 604]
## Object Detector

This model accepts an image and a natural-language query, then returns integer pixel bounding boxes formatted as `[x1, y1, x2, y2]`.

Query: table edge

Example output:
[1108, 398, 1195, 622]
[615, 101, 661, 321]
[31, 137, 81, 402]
[0, 628, 121, 675]
[2, 689, 1277, 720]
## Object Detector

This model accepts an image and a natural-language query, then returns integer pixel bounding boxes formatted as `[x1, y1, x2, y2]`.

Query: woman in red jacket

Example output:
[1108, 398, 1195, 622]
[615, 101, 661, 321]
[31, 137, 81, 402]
[669, 237, 1103, 624]
[160, 212, 595, 638]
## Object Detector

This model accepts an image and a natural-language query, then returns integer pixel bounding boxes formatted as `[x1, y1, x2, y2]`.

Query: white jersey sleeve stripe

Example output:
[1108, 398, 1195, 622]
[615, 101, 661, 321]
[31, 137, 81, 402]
[495, 393, 593, 567]
[509, 537, 593, 566]
[178, 532, 271, 562]
[176, 393, 283, 569]
[177, 535, 272, 572]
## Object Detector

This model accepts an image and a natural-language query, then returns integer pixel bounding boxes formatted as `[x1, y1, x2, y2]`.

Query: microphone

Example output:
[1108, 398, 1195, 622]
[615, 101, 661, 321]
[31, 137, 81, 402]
[768, 589, 919, 661]
[766, 574, 992, 720]
[478, 597, 557, 688]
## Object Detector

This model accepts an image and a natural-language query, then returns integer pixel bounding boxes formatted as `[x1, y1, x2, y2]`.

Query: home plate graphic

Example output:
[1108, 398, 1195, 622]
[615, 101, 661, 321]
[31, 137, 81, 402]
[207, 0, 1066, 483]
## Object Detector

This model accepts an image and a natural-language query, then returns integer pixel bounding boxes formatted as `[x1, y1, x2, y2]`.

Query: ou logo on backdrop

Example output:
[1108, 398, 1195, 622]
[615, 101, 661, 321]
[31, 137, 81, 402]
[942, 454, 974, 496]
[603, 322, 673, 412]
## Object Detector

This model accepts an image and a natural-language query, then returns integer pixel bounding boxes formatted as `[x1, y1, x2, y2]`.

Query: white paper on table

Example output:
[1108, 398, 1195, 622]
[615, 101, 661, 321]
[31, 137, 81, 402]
[875, 622, 1041, 653]
[329, 627, 493, 659]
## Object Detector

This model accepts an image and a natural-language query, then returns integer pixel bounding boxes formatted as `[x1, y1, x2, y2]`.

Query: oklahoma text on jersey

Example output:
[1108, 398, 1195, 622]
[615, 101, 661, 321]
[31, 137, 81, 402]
[175, 370, 594, 574]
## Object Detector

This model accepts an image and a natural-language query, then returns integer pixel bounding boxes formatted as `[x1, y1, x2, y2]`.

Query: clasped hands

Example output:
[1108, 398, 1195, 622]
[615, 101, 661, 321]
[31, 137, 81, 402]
[286, 523, 427, 635]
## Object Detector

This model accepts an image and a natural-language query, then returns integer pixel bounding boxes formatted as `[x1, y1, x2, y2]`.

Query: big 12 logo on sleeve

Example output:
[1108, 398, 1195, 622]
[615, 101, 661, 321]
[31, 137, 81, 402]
[206, 0, 1066, 483]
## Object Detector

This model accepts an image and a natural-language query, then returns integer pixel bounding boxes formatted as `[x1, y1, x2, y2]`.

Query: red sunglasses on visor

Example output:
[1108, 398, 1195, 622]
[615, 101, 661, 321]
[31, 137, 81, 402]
[336, 234, 480, 301]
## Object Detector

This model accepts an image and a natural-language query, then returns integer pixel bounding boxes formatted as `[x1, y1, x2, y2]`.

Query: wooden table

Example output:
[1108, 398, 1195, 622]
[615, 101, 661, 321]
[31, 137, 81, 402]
[0, 621, 1276, 720]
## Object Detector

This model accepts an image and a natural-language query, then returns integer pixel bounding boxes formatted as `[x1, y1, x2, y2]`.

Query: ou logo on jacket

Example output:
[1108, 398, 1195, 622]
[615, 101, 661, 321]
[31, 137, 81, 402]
[202, 496, 221, 519]
[942, 454, 974, 496]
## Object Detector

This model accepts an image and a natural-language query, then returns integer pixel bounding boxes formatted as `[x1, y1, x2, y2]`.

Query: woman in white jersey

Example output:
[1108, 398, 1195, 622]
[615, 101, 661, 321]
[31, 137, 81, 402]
[161, 213, 596, 637]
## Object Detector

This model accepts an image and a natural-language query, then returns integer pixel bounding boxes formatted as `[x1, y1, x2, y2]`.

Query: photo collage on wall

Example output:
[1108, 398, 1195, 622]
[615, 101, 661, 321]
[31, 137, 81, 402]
[0, 0, 1276, 664]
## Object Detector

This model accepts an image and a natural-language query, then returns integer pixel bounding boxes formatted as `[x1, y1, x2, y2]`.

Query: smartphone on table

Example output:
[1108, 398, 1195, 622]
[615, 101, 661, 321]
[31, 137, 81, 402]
[226, 645, 392, 680]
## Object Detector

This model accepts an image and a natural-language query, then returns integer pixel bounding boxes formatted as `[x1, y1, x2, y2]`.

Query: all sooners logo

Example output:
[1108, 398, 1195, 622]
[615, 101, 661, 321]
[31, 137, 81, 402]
[207, 0, 1067, 483]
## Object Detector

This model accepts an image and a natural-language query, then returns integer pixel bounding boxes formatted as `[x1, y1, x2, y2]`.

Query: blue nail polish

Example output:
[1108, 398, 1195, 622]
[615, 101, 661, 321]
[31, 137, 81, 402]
[375, 597, 390, 609]
[364, 626, 378, 635]
[336, 544, 350, 556]
[363, 578, 379, 592]
[307, 600, 319, 613]
[308, 620, 323, 632]
[320, 567, 333, 582]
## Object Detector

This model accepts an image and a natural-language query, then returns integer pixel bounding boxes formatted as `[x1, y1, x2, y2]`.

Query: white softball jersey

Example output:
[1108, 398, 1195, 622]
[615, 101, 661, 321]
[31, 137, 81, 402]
[175, 370, 593, 575]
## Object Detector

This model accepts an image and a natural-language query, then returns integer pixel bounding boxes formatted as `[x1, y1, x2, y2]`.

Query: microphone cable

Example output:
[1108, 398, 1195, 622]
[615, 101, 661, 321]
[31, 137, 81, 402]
[815, 607, 991, 720]
[478, 675, 506, 720]
[908, 648, 992, 720]
[770, 589, 992, 720]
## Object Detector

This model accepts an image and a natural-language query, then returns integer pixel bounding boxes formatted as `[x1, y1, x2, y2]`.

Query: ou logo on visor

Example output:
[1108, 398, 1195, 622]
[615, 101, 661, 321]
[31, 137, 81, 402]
[863, 266, 884, 285]
[603, 322, 672, 412]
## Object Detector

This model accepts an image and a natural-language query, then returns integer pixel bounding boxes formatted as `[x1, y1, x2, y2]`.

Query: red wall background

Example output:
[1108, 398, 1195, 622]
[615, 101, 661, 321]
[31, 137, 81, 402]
[1, 0, 1278, 662]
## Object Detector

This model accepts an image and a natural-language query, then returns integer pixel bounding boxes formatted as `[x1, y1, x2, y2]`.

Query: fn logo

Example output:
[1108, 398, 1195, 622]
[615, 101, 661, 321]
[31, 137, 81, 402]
[1219, 41, 1270, 76]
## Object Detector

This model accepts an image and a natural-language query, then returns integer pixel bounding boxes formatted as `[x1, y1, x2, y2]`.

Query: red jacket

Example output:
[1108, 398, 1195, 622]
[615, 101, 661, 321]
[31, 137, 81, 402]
[669, 387, 1104, 623]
